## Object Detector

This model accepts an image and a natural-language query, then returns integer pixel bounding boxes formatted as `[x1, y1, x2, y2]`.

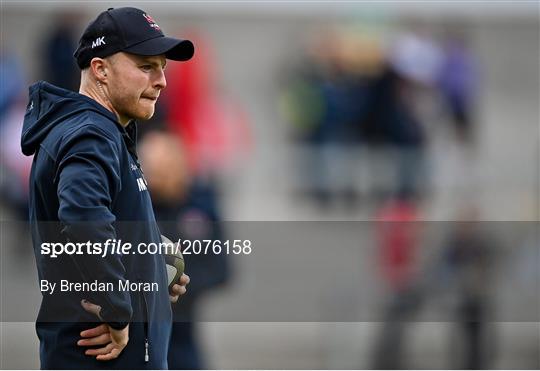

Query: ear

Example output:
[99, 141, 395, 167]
[89, 57, 108, 83]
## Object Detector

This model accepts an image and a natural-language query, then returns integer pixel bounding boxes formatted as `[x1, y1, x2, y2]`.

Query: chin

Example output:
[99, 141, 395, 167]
[143, 111, 155, 120]
[134, 108, 155, 121]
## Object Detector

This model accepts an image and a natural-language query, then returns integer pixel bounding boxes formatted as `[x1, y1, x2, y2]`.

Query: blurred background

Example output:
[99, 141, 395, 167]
[1, 1, 539, 369]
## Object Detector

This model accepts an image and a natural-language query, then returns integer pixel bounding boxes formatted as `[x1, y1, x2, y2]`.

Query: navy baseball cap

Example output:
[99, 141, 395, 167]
[74, 7, 194, 69]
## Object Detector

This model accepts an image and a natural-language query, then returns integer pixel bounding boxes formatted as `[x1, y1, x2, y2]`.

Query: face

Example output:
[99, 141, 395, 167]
[103, 52, 167, 124]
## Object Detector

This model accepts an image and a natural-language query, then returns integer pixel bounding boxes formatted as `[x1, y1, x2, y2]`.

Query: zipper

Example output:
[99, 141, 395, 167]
[140, 284, 150, 363]
[135, 158, 145, 177]
[144, 338, 149, 362]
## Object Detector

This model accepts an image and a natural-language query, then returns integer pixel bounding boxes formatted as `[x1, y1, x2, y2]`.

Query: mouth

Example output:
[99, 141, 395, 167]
[141, 96, 158, 102]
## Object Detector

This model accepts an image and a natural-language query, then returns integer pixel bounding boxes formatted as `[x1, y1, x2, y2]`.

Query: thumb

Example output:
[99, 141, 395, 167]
[81, 299, 103, 320]
[110, 325, 129, 346]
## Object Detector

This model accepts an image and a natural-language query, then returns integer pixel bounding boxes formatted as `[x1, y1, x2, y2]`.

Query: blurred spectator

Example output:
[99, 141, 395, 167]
[162, 32, 251, 180]
[139, 130, 229, 369]
[439, 206, 495, 369]
[0, 49, 26, 119]
[375, 192, 423, 292]
[41, 12, 81, 91]
[371, 191, 424, 369]
[365, 62, 428, 198]
[0, 49, 31, 222]
[280, 28, 445, 207]
[374, 31, 441, 197]
[315, 42, 361, 207]
[154, 32, 249, 367]
[279, 50, 329, 204]
[280, 30, 382, 208]
[438, 32, 479, 144]
[0, 97, 33, 220]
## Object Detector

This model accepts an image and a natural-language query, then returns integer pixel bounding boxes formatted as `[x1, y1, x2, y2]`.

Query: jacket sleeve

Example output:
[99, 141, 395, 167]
[55, 124, 131, 328]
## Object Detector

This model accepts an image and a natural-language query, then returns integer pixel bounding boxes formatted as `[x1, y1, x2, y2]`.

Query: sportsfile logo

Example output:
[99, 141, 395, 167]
[91, 36, 106, 48]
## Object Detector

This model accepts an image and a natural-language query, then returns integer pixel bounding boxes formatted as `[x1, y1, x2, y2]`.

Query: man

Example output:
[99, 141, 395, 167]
[21, 7, 194, 369]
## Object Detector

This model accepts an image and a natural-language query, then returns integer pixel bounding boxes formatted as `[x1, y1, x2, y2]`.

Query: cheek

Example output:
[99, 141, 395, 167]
[110, 70, 146, 97]
[110, 80, 141, 106]
[107, 71, 154, 118]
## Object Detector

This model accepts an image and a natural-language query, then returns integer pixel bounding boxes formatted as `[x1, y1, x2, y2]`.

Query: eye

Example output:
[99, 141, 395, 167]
[140, 65, 152, 72]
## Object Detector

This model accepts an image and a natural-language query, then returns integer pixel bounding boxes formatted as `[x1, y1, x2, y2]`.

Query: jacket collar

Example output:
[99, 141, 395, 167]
[77, 92, 139, 157]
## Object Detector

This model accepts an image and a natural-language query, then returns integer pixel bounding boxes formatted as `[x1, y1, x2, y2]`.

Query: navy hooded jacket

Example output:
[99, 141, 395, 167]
[21, 81, 172, 369]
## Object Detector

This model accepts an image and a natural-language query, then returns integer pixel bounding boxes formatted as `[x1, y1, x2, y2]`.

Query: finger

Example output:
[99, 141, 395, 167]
[80, 324, 109, 338]
[171, 284, 186, 296]
[178, 274, 190, 286]
[170, 294, 179, 303]
[78, 333, 111, 347]
[81, 299, 103, 320]
[96, 346, 122, 361]
[85, 343, 114, 356]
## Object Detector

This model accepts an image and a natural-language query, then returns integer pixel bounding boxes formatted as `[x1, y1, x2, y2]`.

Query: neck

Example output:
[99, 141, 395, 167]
[79, 82, 130, 127]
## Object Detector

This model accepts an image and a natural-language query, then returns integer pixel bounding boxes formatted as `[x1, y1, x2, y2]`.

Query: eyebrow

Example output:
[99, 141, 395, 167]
[137, 57, 167, 69]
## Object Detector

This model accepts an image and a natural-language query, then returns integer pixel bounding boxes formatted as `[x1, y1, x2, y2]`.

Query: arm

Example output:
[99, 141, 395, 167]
[55, 125, 130, 358]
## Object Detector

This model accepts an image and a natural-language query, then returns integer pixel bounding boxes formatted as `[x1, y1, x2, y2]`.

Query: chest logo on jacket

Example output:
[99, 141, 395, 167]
[137, 177, 148, 192]
[130, 163, 148, 192]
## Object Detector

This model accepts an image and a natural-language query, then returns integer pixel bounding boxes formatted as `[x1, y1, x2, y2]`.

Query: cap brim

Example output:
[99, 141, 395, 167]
[123, 36, 194, 61]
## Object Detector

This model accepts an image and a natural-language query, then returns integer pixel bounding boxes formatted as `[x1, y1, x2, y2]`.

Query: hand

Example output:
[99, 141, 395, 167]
[79, 299, 129, 361]
[170, 273, 190, 303]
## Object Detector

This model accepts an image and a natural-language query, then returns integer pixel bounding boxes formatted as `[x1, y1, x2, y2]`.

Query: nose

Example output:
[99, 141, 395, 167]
[154, 69, 167, 90]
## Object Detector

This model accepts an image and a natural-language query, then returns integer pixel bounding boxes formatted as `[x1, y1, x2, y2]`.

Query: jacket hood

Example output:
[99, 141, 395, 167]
[21, 81, 120, 156]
